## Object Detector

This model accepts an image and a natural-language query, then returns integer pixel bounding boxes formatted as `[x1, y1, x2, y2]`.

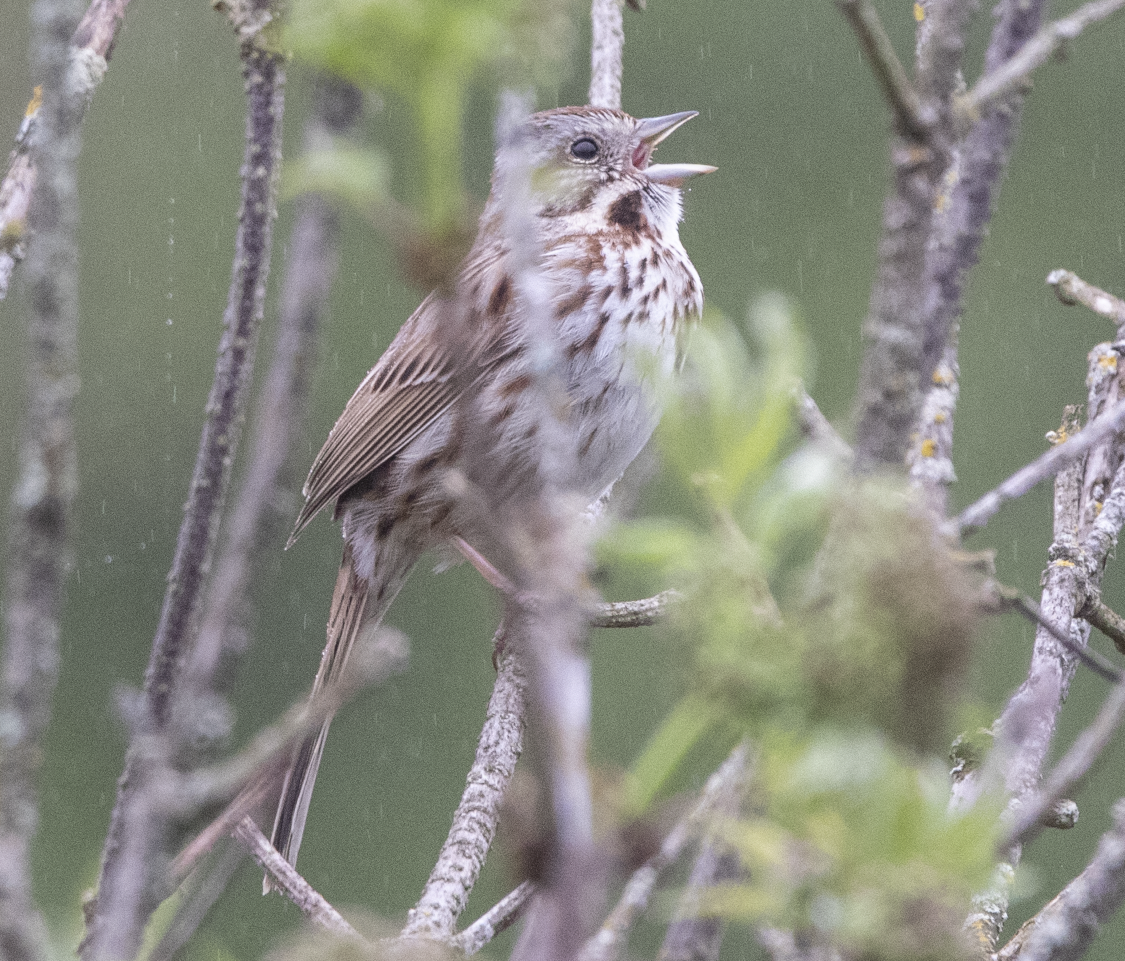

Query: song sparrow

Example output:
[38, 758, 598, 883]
[268, 105, 714, 880]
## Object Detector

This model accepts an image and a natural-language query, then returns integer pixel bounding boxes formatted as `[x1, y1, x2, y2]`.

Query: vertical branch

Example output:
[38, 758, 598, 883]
[403, 631, 527, 938]
[80, 26, 285, 961]
[179, 76, 361, 702]
[0, 0, 84, 955]
[919, 0, 1047, 380]
[588, 0, 623, 110]
[840, 0, 950, 472]
[489, 93, 600, 961]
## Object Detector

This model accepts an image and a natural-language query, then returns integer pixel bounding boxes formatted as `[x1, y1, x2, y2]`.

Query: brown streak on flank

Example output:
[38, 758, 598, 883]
[492, 401, 517, 425]
[555, 285, 590, 320]
[578, 427, 598, 458]
[608, 190, 647, 231]
[499, 373, 533, 398]
[489, 275, 512, 316]
[574, 311, 611, 357]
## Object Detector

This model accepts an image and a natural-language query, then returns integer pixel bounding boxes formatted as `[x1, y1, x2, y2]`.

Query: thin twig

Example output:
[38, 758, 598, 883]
[954, 397, 1125, 535]
[795, 388, 852, 462]
[232, 817, 361, 938]
[81, 32, 286, 961]
[958, 0, 1125, 120]
[174, 75, 361, 750]
[147, 841, 245, 961]
[0, 0, 84, 953]
[451, 881, 538, 956]
[987, 585, 1123, 684]
[588, 0, 624, 110]
[578, 742, 750, 961]
[1047, 269, 1125, 327]
[997, 800, 1125, 961]
[403, 630, 526, 938]
[171, 771, 273, 882]
[1081, 597, 1125, 655]
[1003, 677, 1125, 851]
[835, 0, 931, 139]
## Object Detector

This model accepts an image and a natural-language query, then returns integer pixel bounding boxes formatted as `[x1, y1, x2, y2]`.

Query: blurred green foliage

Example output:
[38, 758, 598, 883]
[602, 296, 998, 961]
[284, 0, 580, 235]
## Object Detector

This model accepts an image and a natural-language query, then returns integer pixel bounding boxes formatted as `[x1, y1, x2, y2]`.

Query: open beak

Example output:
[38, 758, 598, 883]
[633, 110, 717, 185]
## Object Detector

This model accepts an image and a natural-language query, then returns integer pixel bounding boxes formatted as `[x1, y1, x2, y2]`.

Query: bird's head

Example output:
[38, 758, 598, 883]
[491, 106, 716, 223]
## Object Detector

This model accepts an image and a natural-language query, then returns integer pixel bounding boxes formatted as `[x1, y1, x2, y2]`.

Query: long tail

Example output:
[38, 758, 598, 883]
[265, 544, 370, 892]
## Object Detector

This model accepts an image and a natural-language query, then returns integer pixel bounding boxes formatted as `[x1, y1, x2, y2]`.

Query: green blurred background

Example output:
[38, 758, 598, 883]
[2, 0, 1125, 957]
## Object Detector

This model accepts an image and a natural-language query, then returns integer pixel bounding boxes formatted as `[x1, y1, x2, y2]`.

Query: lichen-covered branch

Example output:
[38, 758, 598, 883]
[0, 0, 130, 298]
[953, 398, 1125, 535]
[0, 0, 84, 954]
[1047, 269, 1125, 327]
[233, 817, 360, 938]
[403, 632, 526, 939]
[578, 743, 750, 961]
[588, 0, 624, 110]
[958, 0, 1125, 119]
[997, 800, 1125, 961]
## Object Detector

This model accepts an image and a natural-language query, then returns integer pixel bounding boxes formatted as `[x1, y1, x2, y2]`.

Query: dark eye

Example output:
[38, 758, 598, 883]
[570, 137, 599, 162]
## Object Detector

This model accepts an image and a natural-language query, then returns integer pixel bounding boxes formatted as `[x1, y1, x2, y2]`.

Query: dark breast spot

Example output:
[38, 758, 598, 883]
[607, 191, 647, 232]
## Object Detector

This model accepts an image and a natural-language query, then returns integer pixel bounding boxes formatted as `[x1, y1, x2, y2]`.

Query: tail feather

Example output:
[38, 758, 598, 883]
[265, 545, 370, 893]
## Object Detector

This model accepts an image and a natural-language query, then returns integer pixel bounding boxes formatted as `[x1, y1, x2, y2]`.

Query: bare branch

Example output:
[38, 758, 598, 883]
[658, 748, 748, 961]
[578, 742, 750, 961]
[958, 0, 1125, 120]
[588, 0, 624, 110]
[176, 75, 361, 747]
[986, 584, 1123, 684]
[0, 0, 130, 298]
[403, 631, 526, 939]
[476, 93, 600, 961]
[1047, 269, 1125, 327]
[1081, 597, 1125, 655]
[835, 0, 930, 139]
[1003, 677, 1125, 851]
[0, 0, 84, 952]
[232, 817, 361, 938]
[997, 800, 1125, 961]
[82, 33, 286, 961]
[451, 881, 537, 956]
[953, 398, 1125, 535]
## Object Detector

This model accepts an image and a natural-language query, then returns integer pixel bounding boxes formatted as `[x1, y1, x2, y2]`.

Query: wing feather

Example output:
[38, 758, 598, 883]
[289, 286, 517, 543]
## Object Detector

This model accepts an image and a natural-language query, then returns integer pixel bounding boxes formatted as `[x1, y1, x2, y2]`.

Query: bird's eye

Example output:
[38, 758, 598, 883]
[570, 137, 599, 162]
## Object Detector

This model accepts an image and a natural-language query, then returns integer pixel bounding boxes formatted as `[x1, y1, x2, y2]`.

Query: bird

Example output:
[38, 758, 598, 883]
[267, 104, 714, 882]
